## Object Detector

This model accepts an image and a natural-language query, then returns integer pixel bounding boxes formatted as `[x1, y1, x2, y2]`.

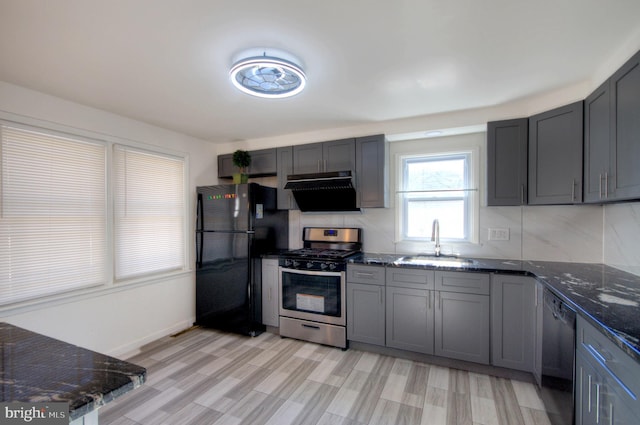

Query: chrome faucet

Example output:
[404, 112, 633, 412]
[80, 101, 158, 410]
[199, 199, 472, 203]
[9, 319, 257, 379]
[431, 219, 441, 257]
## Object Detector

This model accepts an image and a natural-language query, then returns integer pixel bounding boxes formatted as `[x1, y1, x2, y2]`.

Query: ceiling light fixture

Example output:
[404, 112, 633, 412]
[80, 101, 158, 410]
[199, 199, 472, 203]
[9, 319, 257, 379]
[229, 50, 306, 99]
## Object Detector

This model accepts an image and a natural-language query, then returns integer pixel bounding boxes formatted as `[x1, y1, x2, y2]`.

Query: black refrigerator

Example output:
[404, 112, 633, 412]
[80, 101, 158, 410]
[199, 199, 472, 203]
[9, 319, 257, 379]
[195, 183, 288, 336]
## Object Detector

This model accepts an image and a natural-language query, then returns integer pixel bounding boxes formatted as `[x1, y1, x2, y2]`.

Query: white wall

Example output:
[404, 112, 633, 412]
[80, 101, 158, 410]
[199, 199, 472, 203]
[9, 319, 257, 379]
[0, 82, 218, 357]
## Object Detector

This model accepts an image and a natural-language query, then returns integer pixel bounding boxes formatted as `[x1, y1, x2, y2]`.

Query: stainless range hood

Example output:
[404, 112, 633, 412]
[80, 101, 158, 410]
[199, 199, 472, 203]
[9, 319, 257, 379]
[284, 170, 359, 212]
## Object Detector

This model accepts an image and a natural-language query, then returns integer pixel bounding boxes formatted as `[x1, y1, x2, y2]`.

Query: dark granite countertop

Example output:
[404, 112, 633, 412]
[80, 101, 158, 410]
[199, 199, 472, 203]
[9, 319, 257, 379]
[350, 253, 640, 364]
[0, 323, 146, 421]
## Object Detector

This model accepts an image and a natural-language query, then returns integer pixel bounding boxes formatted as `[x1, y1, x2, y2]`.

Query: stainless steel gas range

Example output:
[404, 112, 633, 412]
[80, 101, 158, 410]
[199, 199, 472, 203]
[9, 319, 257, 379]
[278, 227, 362, 349]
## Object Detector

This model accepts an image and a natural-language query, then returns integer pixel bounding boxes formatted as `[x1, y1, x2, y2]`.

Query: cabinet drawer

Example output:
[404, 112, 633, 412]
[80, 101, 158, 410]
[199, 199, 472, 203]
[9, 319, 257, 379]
[435, 271, 490, 295]
[577, 315, 640, 403]
[386, 268, 434, 290]
[347, 264, 385, 286]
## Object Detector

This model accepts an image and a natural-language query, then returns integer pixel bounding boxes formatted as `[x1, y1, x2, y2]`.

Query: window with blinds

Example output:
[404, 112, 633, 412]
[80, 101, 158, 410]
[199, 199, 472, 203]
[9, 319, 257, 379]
[0, 123, 107, 304]
[0, 121, 188, 306]
[113, 145, 186, 280]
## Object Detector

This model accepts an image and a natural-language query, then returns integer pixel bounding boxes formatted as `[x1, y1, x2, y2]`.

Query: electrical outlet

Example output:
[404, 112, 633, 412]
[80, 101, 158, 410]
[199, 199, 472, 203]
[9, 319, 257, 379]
[488, 228, 510, 241]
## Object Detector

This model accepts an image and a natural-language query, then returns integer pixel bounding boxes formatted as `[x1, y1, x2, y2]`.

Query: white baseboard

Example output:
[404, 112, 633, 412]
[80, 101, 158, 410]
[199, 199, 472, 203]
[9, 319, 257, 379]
[107, 318, 195, 359]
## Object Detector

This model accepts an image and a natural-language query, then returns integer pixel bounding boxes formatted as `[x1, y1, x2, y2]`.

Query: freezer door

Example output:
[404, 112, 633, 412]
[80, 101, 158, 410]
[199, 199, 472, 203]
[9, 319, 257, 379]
[197, 185, 251, 231]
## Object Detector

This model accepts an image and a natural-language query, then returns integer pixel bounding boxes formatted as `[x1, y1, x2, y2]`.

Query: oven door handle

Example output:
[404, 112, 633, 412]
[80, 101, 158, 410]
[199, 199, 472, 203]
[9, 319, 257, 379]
[279, 267, 343, 277]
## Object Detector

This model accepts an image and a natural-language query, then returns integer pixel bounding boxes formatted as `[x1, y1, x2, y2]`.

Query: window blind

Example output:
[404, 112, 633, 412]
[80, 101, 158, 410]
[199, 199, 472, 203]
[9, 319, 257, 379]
[113, 145, 186, 280]
[0, 124, 107, 305]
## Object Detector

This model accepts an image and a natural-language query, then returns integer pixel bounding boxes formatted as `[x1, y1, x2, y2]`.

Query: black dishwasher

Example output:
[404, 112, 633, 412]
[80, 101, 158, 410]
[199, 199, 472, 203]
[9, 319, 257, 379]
[541, 288, 576, 425]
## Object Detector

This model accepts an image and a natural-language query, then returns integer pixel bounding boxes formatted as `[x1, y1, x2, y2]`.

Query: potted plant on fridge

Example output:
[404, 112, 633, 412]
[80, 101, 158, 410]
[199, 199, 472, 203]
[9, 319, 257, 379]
[232, 149, 251, 183]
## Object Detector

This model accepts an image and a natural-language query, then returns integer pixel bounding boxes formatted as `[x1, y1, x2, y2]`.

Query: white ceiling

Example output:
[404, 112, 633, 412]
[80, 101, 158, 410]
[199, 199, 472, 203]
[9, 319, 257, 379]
[1, 0, 640, 144]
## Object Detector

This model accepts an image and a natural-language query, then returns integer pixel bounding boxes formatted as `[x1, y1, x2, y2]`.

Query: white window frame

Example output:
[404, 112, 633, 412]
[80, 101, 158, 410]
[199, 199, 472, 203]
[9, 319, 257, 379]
[0, 114, 190, 310]
[400, 152, 472, 241]
[392, 134, 481, 253]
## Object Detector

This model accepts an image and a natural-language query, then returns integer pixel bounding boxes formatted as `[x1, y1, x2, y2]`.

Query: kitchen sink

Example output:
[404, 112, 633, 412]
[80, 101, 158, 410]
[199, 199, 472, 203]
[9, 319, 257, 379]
[393, 255, 475, 268]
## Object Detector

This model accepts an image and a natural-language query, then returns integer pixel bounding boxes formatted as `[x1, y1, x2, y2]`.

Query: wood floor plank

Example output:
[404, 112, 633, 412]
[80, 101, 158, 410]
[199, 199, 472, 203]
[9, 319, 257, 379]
[99, 328, 552, 425]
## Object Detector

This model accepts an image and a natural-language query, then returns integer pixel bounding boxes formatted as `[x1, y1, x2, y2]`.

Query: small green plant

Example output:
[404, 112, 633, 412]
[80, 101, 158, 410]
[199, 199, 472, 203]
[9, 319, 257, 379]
[232, 149, 251, 173]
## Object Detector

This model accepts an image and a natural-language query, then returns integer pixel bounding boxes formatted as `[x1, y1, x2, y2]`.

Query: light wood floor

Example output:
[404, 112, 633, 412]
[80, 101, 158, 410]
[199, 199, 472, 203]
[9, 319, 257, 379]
[99, 328, 552, 425]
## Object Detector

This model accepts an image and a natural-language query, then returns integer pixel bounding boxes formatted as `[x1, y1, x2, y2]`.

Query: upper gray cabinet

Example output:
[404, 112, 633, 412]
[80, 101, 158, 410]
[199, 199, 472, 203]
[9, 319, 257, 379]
[217, 153, 235, 178]
[292, 138, 356, 174]
[585, 49, 640, 203]
[356, 134, 388, 208]
[487, 118, 528, 206]
[528, 101, 584, 205]
[584, 80, 611, 202]
[276, 146, 297, 210]
[247, 148, 277, 176]
[217, 148, 277, 178]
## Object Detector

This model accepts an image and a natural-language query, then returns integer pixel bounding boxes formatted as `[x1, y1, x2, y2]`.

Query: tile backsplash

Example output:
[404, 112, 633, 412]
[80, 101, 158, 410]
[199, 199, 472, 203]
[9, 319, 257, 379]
[604, 201, 640, 276]
[289, 203, 605, 263]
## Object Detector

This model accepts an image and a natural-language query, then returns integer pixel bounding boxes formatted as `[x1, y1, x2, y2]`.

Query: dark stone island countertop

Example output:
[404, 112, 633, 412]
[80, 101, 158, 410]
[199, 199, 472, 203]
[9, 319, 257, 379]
[0, 323, 146, 421]
[350, 253, 640, 364]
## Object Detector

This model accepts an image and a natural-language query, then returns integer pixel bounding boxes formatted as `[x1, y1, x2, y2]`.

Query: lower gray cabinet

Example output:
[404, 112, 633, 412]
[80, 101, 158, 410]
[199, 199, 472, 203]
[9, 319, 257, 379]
[385, 268, 435, 354]
[434, 289, 490, 364]
[490, 274, 536, 372]
[386, 285, 434, 354]
[575, 316, 640, 424]
[434, 271, 490, 364]
[261, 259, 279, 327]
[346, 264, 386, 346]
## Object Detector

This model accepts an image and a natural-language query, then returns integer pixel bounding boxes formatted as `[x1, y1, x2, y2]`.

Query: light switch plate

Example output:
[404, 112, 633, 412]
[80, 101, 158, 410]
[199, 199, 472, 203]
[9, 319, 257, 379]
[488, 227, 510, 241]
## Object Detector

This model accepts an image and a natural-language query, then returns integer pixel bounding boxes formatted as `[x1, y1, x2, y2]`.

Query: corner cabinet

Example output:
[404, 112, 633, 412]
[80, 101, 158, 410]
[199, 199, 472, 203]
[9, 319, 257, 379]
[346, 264, 386, 346]
[528, 101, 584, 205]
[261, 258, 280, 327]
[434, 271, 490, 365]
[575, 316, 640, 424]
[355, 134, 389, 208]
[584, 49, 640, 203]
[490, 274, 536, 372]
[487, 118, 528, 206]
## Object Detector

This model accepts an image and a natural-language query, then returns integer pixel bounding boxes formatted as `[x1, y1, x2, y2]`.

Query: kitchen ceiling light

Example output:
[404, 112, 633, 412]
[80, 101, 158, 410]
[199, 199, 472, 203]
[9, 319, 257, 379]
[229, 53, 306, 99]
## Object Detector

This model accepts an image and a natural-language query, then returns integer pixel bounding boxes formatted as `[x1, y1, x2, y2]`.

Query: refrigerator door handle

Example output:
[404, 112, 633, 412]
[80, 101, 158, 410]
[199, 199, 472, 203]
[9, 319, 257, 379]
[197, 193, 204, 231]
[196, 194, 204, 268]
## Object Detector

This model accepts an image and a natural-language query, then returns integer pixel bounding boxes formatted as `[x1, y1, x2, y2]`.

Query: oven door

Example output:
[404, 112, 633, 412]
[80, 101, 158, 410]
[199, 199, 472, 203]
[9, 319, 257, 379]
[279, 267, 346, 326]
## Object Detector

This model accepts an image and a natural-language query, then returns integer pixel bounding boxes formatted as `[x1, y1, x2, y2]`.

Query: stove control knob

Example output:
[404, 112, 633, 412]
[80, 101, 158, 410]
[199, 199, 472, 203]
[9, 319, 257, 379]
[306, 262, 314, 269]
[292, 260, 300, 268]
[320, 262, 328, 270]
[284, 259, 292, 267]
[329, 263, 337, 270]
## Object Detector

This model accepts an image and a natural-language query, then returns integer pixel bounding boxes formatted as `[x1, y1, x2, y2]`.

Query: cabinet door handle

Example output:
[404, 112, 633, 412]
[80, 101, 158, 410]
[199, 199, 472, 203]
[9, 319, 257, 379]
[571, 179, 576, 202]
[355, 272, 374, 277]
[609, 402, 614, 425]
[268, 287, 271, 302]
[604, 172, 609, 198]
[520, 185, 525, 205]
[599, 173, 604, 199]
[596, 383, 601, 423]
[379, 287, 383, 305]
[587, 375, 591, 413]
[324, 159, 327, 172]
